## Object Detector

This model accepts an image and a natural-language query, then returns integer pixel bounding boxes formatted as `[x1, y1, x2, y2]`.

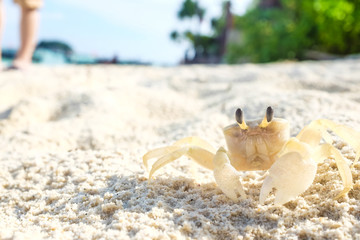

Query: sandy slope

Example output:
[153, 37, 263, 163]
[0, 60, 360, 239]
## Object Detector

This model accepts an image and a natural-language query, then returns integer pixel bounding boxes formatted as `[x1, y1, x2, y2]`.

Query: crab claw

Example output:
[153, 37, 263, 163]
[259, 152, 317, 205]
[213, 147, 246, 201]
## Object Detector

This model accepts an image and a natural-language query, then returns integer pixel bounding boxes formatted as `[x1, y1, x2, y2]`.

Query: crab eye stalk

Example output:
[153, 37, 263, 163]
[266, 106, 274, 122]
[235, 108, 248, 130]
[260, 106, 274, 128]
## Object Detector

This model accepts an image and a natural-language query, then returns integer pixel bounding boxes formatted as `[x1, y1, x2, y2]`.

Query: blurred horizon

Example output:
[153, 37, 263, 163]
[3, 0, 360, 66]
[2, 0, 252, 65]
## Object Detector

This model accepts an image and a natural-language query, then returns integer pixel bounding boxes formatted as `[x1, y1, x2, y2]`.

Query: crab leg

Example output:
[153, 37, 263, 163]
[143, 145, 182, 170]
[299, 119, 360, 165]
[146, 146, 215, 180]
[173, 136, 216, 152]
[213, 147, 246, 201]
[261, 118, 358, 205]
[143, 136, 216, 176]
[313, 143, 353, 199]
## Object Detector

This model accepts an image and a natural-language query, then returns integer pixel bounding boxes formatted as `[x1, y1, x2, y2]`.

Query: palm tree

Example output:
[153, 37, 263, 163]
[170, 0, 205, 43]
[177, 0, 205, 23]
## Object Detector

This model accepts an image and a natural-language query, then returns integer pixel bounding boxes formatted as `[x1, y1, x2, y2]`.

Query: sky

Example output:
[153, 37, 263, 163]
[2, 0, 252, 65]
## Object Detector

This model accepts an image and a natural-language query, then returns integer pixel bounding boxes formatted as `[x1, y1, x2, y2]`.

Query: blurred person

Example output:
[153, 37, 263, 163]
[0, 0, 42, 70]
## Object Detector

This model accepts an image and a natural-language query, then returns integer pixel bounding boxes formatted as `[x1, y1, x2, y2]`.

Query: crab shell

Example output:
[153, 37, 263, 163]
[223, 118, 290, 171]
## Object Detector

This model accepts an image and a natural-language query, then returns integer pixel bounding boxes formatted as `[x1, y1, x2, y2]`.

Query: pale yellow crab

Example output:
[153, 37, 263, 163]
[143, 107, 360, 205]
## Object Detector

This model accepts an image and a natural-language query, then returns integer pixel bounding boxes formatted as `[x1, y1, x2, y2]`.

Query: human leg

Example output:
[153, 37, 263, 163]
[0, 0, 4, 68]
[13, 4, 39, 69]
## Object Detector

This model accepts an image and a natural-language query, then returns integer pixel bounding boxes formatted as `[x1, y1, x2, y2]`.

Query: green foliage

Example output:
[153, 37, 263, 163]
[227, 7, 311, 63]
[177, 0, 205, 22]
[185, 31, 219, 56]
[170, 31, 181, 42]
[311, 0, 360, 53]
[36, 41, 73, 56]
[227, 0, 360, 63]
[171, 0, 220, 61]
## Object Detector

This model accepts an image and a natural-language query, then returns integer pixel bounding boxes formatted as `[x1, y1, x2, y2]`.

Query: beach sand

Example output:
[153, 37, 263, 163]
[0, 60, 359, 239]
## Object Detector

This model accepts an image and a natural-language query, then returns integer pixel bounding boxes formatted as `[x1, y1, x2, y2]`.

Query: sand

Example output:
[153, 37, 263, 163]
[0, 60, 359, 239]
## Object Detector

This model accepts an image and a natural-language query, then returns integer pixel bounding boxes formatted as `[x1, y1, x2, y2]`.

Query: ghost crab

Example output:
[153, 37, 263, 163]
[143, 107, 360, 205]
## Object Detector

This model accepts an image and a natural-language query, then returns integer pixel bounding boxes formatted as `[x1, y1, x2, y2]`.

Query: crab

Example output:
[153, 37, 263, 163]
[143, 107, 360, 205]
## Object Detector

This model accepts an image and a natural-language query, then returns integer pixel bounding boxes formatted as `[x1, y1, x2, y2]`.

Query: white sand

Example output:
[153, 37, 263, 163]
[0, 60, 360, 239]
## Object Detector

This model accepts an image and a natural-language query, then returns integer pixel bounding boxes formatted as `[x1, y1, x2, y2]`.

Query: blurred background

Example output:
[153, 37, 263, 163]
[2, 0, 360, 66]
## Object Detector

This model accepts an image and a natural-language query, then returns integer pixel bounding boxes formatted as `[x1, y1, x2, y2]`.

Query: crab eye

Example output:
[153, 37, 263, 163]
[259, 106, 274, 128]
[266, 106, 274, 122]
[235, 108, 248, 130]
[235, 108, 244, 124]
